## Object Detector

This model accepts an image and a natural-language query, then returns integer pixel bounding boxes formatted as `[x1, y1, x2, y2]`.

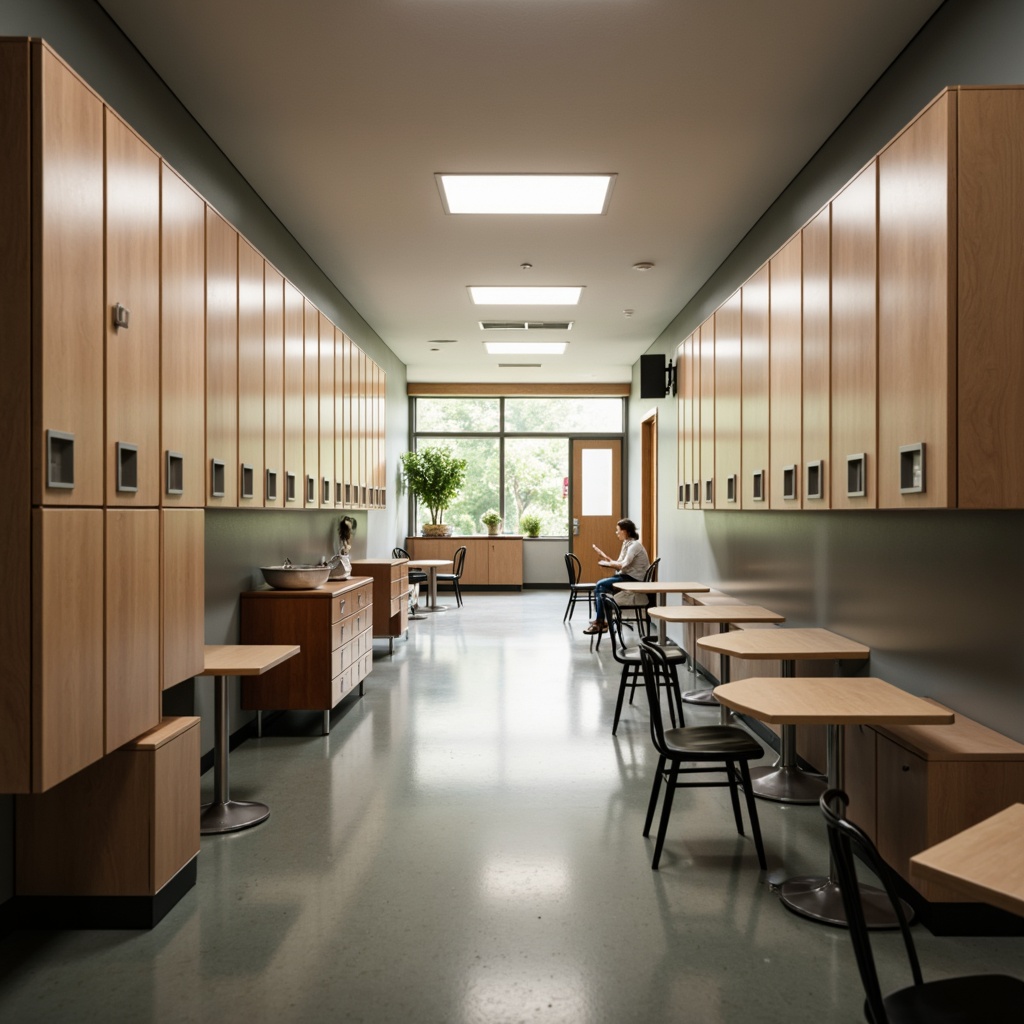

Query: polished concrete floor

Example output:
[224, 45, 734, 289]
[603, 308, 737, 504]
[0, 590, 1021, 1023]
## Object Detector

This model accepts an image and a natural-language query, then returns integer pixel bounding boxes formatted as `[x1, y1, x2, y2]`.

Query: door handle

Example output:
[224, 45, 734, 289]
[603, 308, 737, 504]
[572, 518, 579, 536]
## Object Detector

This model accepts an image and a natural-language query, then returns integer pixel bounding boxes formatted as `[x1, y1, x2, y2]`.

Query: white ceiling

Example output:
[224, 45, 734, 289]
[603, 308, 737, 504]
[98, 0, 943, 384]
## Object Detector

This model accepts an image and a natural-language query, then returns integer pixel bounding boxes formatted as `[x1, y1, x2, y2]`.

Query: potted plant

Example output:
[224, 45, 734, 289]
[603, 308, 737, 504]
[480, 509, 502, 536]
[400, 445, 468, 537]
[520, 513, 542, 538]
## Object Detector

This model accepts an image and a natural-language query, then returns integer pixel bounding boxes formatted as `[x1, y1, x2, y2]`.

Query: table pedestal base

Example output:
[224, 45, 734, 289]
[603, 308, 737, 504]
[749, 763, 826, 804]
[779, 876, 909, 929]
[680, 686, 718, 706]
[201, 799, 270, 835]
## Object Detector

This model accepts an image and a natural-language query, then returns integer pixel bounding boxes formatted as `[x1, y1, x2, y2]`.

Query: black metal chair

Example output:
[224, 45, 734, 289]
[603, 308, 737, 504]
[637, 643, 767, 871]
[820, 788, 1024, 1023]
[605, 600, 685, 734]
[563, 552, 595, 622]
[393, 546, 428, 613]
[435, 545, 467, 607]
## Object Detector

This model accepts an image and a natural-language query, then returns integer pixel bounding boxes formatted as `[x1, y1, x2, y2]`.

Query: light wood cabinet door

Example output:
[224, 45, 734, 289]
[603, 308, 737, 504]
[160, 165, 206, 507]
[488, 538, 523, 586]
[714, 290, 742, 509]
[205, 209, 238, 506]
[678, 334, 695, 507]
[353, 344, 365, 506]
[376, 363, 387, 506]
[878, 91, 956, 509]
[674, 339, 686, 507]
[801, 206, 831, 508]
[769, 235, 803, 508]
[303, 298, 319, 507]
[283, 280, 304, 508]
[319, 315, 335, 507]
[698, 320, 715, 508]
[831, 162, 878, 509]
[263, 264, 285, 508]
[105, 111, 160, 507]
[335, 331, 351, 506]
[741, 264, 770, 508]
[105, 509, 161, 753]
[237, 237, 265, 506]
[161, 509, 205, 690]
[957, 87, 1024, 508]
[33, 509, 105, 792]
[34, 45, 105, 507]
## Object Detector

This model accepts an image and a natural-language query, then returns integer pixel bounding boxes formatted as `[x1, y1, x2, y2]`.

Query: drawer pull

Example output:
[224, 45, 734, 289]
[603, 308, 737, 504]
[902, 764, 910, 772]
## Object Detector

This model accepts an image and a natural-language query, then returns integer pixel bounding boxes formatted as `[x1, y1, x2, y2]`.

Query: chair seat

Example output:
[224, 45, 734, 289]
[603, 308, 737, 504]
[882, 973, 1024, 1023]
[620, 645, 685, 666]
[663, 725, 764, 760]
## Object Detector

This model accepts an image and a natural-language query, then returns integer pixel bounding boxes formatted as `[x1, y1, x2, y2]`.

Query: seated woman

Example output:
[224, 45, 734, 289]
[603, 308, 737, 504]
[583, 519, 651, 635]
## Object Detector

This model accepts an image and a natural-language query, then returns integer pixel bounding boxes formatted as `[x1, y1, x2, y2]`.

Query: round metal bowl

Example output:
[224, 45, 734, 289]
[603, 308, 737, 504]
[260, 564, 331, 590]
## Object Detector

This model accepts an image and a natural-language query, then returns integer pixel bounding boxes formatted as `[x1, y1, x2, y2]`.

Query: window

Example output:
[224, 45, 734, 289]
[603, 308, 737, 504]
[410, 396, 624, 536]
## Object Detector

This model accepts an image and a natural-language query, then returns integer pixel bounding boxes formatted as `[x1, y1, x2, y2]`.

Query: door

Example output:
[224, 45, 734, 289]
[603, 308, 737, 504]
[570, 438, 622, 584]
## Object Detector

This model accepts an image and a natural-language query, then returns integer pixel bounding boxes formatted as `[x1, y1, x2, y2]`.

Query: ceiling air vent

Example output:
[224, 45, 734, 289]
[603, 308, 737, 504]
[479, 321, 574, 331]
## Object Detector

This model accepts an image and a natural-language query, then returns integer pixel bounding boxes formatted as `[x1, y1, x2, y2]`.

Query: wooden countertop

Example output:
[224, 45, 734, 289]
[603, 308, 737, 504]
[648, 604, 785, 624]
[201, 644, 301, 676]
[242, 576, 373, 599]
[712, 677, 956, 726]
[697, 626, 870, 661]
[910, 803, 1024, 917]
[613, 581, 711, 595]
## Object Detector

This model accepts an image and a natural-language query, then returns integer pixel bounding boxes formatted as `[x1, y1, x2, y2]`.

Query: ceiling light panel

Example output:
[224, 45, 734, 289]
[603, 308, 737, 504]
[438, 174, 614, 215]
[469, 286, 582, 305]
[484, 342, 567, 355]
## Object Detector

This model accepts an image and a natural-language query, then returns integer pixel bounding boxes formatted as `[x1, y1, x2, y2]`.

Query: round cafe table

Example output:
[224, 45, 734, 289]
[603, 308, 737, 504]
[714, 676, 953, 927]
[405, 559, 453, 611]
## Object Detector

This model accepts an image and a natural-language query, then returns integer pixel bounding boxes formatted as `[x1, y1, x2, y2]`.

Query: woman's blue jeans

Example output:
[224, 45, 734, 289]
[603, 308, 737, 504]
[593, 573, 634, 623]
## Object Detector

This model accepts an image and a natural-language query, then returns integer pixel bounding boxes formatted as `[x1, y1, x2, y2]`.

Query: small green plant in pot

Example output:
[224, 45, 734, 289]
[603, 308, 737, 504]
[400, 445, 468, 537]
[481, 508, 502, 536]
[520, 513, 542, 538]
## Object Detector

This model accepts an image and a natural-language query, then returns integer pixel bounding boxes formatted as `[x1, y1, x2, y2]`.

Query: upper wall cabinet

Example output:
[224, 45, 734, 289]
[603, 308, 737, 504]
[105, 112, 161, 507]
[319, 315, 336, 508]
[238, 237, 265, 506]
[830, 162, 878, 510]
[741, 264, 770, 508]
[802, 206, 831, 508]
[769, 235, 803, 509]
[264, 265, 285, 509]
[956, 88, 1024, 508]
[160, 165, 206, 507]
[206, 209, 238, 507]
[698, 320, 715, 509]
[677, 334, 695, 507]
[283, 280, 305, 508]
[714, 290, 742, 509]
[878, 92, 955, 509]
[0, 42, 106, 508]
[303, 299, 320, 508]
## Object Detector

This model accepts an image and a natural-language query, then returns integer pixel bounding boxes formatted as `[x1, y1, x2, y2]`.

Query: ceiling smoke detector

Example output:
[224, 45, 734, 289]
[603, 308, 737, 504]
[633, 262, 655, 271]
[623, 309, 634, 318]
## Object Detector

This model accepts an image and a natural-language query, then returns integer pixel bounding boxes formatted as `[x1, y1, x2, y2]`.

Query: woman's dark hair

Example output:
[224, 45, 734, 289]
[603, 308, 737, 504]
[617, 518, 639, 539]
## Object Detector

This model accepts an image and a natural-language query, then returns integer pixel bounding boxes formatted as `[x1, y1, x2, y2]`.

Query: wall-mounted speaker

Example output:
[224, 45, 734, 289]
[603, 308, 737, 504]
[640, 353, 674, 398]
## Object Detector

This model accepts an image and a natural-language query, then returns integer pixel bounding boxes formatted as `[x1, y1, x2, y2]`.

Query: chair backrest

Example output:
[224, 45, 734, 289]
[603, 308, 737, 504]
[565, 551, 582, 587]
[603, 599, 634, 667]
[637, 642, 678, 755]
[820, 789, 924, 1024]
[392, 546, 411, 559]
[643, 557, 660, 583]
[451, 545, 467, 578]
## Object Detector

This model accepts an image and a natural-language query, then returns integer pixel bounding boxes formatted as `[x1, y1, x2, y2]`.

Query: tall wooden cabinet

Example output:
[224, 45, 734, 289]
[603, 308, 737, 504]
[741, 265, 770, 508]
[714, 290, 742, 509]
[801, 206, 831, 507]
[769, 235, 802, 508]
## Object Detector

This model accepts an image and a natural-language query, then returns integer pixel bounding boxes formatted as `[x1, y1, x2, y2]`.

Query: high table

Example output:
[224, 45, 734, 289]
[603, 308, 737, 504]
[647, 604, 785, 704]
[714, 676, 954, 927]
[909, 803, 1024, 917]
[405, 559, 453, 612]
[612, 581, 710, 649]
[199, 644, 301, 834]
[697, 628, 869, 804]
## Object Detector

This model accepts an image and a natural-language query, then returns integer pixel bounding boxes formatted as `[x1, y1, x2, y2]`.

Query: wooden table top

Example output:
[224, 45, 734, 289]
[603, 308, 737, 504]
[613, 581, 711, 595]
[406, 559, 453, 569]
[712, 677, 956, 726]
[648, 604, 785, 624]
[697, 626, 870, 661]
[202, 644, 301, 677]
[909, 803, 1024, 917]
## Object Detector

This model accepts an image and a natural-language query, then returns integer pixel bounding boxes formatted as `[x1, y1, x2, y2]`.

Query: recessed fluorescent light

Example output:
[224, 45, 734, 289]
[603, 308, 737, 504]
[469, 286, 582, 305]
[485, 342, 567, 355]
[437, 174, 615, 214]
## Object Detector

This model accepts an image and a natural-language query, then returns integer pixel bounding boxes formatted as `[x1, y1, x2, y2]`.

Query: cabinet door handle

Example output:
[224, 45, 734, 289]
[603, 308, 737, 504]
[112, 302, 131, 330]
[901, 764, 910, 772]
